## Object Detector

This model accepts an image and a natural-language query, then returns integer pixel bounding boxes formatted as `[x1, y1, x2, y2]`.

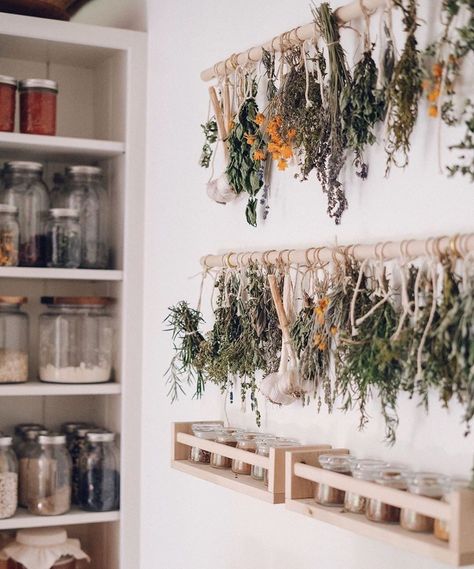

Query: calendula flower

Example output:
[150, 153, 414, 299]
[287, 128, 297, 140]
[253, 149, 266, 161]
[268, 142, 281, 154]
[318, 341, 327, 351]
[255, 113, 265, 126]
[432, 63, 443, 78]
[428, 104, 438, 118]
[280, 145, 293, 160]
[428, 89, 440, 102]
[277, 158, 288, 171]
[330, 326, 338, 336]
[244, 133, 256, 146]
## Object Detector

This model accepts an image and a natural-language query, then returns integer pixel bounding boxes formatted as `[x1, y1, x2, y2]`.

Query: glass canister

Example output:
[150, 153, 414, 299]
[17, 429, 48, 508]
[0, 436, 18, 519]
[434, 477, 470, 541]
[400, 473, 446, 533]
[1, 161, 50, 267]
[19, 78, 58, 136]
[27, 433, 71, 516]
[64, 166, 109, 269]
[366, 467, 410, 524]
[189, 424, 220, 464]
[70, 427, 104, 505]
[0, 204, 19, 266]
[13, 424, 45, 453]
[210, 428, 241, 470]
[231, 433, 261, 475]
[0, 75, 16, 132]
[0, 296, 28, 383]
[344, 459, 388, 514]
[79, 431, 119, 512]
[39, 296, 114, 384]
[46, 208, 81, 268]
[315, 454, 354, 507]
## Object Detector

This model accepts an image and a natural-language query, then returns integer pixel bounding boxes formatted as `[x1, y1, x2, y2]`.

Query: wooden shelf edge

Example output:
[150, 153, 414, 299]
[171, 460, 284, 504]
[0, 508, 120, 530]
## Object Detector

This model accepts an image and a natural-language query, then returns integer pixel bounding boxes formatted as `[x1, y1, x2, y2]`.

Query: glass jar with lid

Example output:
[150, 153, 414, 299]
[70, 427, 103, 505]
[210, 428, 242, 470]
[344, 459, 388, 514]
[0, 75, 16, 132]
[315, 454, 354, 507]
[400, 473, 446, 532]
[64, 166, 109, 269]
[189, 424, 220, 464]
[251, 438, 276, 482]
[27, 433, 71, 516]
[13, 424, 46, 453]
[0, 204, 19, 266]
[434, 477, 470, 541]
[17, 429, 48, 508]
[46, 208, 81, 268]
[39, 296, 114, 384]
[0, 436, 18, 519]
[1, 161, 50, 267]
[366, 467, 410, 523]
[231, 433, 262, 475]
[61, 422, 93, 451]
[19, 78, 58, 136]
[78, 431, 119, 512]
[0, 296, 29, 384]
[261, 438, 301, 486]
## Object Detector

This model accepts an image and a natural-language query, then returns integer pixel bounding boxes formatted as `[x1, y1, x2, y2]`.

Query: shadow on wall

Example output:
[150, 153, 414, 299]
[71, 0, 147, 31]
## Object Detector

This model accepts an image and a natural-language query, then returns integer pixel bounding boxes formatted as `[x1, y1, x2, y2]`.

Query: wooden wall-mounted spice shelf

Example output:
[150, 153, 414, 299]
[171, 422, 330, 504]
[285, 449, 474, 566]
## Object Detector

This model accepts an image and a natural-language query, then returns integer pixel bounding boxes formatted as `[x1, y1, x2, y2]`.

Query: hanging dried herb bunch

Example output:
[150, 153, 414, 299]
[199, 118, 218, 168]
[385, 0, 423, 174]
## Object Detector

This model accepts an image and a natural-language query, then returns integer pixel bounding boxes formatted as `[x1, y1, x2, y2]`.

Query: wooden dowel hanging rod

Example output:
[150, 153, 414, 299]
[201, 233, 474, 268]
[201, 0, 385, 82]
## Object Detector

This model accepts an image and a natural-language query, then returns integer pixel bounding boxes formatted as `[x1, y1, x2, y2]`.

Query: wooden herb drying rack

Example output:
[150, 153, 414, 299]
[172, 422, 330, 504]
[285, 449, 474, 566]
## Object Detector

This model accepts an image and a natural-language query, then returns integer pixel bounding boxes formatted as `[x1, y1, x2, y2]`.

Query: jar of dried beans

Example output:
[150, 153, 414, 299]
[315, 454, 354, 507]
[400, 473, 446, 532]
[366, 467, 410, 524]
[46, 208, 81, 268]
[0, 75, 16, 132]
[0, 204, 19, 266]
[0, 296, 29, 383]
[210, 428, 241, 470]
[189, 424, 220, 464]
[344, 459, 388, 514]
[0, 436, 18, 520]
[19, 79, 58, 136]
[434, 477, 470, 541]
[17, 428, 48, 508]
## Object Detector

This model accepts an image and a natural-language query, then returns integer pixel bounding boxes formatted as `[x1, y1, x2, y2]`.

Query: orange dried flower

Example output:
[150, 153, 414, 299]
[280, 145, 293, 160]
[253, 149, 266, 161]
[428, 104, 438, 118]
[330, 326, 338, 336]
[287, 128, 297, 140]
[277, 158, 288, 171]
[432, 63, 443, 78]
[428, 89, 440, 102]
[255, 113, 265, 126]
[313, 334, 322, 347]
[244, 133, 256, 146]
[318, 341, 327, 351]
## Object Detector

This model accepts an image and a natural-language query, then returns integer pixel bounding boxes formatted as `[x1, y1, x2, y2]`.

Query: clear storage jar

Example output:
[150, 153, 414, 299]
[13, 424, 46, 453]
[366, 467, 410, 524]
[27, 433, 71, 516]
[210, 428, 241, 470]
[70, 427, 103, 505]
[0, 204, 19, 266]
[1, 161, 50, 267]
[344, 459, 388, 514]
[401, 473, 445, 533]
[64, 166, 109, 269]
[434, 477, 470, 541]
[19, 78, 58, 136]
[231, 433, 261, 475]
[17, 429, 48, 508]
[0, 75, 16, 132]
[46, 208, 81, 268]
[61, 422, 93, 451]
[79, 432, 119, 512]
[261, 439, 301, 487]
[0, 297, 29, 383]
[0, 436, 18, 519]
[39, 297, 114, 384]
[189, 424, 220, 464]
[315, 454, 354, 507]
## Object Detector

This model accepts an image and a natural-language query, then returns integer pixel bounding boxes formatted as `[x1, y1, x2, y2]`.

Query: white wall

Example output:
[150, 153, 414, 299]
[143, 1, 474, 569]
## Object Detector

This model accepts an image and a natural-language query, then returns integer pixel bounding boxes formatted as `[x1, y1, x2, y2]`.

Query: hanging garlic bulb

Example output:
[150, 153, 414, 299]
[206, 174, 236, 205]
[260, 342, 296, 406]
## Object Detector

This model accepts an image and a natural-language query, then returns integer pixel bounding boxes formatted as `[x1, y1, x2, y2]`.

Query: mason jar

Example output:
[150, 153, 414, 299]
[64, 166, 109, 269]
[434, 477, 470, 541]
[70, 427, 104, 505]
[19, 78, 58, 136]
[366, 467, 410, 523]
[39, 296, 114, 384]
[1, 161, 50, 267]
[61, 422, 94, 451]
[13, 423, 46, 453]
[46, 208, 81, 268]
[27, 433, 71, 516]
[17, 429, 48, 508]
[189, 424, 220, 464]
[78, 431, 119, 512]
[0, 296, 29, 383]
[344, 459, 388, 514]
[0, 204, 19, 266]
[0, 436, 18, 519]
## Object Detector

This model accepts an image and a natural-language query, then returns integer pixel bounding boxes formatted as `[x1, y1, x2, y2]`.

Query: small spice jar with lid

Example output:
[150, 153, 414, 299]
[210, 428, 241, 470]
[366, 467, 410, 524]
[0, 296, 29, 383]
[0, 75, 16, 132]
[252, 437, 300, 484]
[189, 424, 220, 464]
[0, 436, 18, 520]
[401, 473, 446, 533]
[46, 208, 81, 268]
[0, 204, 19, 266]
[344, 459, 388, 514]
[315, 454, 354, 507]
[19, 79, 58, 136]
[434, 477, 470, 541]
[232, 433, 261, 475]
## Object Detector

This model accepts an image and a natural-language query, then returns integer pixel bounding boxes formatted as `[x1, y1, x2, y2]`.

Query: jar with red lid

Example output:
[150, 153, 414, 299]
[0, 76, 16, 132]
[19, 79, 58, 136]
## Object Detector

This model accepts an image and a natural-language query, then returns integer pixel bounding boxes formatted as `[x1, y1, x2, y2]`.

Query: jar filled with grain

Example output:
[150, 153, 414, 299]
[315, 454, 354, 507]
[17, 429, 48, 508]
[210, 428, 241, 470]
[401, 473, 446, 532]
[434, 477, 470, 541]
[189, 424, 220, 464]
[366, 467, 410, 524]
[232, 433, 261, 475]
[344, 459, 388, 514]
[0, 436, 18, 519]
[0, 297, 29, 384]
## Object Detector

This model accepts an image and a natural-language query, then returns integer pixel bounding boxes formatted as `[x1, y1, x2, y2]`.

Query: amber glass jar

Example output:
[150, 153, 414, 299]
[344, 459, 387, 514]
[0, 75, 16, 132]
[315, 454, 354, 507]
[19, 79, 58, 136]
[231, 433, 260, 475]
[366, 467, 410, 524]
[401, 473, 446, 533]
[434, 477, 470, 541]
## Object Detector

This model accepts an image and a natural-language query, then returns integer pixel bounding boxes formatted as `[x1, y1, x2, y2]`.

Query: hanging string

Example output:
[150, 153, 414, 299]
[301, 39, 313, 108]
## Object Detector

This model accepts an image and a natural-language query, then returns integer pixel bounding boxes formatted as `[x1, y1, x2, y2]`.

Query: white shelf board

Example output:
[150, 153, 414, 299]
[0, 381, 121, 397]
[0, 507, 120, 530]
[0, 267, 123, 281]
[0, 132, 125, 161]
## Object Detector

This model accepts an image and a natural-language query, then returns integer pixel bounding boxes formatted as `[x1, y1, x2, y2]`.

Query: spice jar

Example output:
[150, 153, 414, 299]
[46, 209, 81, 268]
[17, 429, 48, 508]
[210, 428, 241, 470]
[261, 439, 301, 487]
[39, 297, 114, 384]
[0, 297, 29, 383]
[344, 459, 388, 514]
[231, 433, 261, 475]
[434, 477, 470, 541]
[19, 79, 58, 136]
[1, 161, 49, 267]
[250, 439, 275, 482]
[189, 424, 220, 464]
[0, 75, 16, 132]
[366, 467, 410, 524]
[78, 431, 119, 512]
[315, 454, 354, 507]
[0, 204, 19, 266]
[0, 436, 18, 520]
[27, 433, 71, 516]
[64, 166, 109, 269]
[400, 473, 446, 532]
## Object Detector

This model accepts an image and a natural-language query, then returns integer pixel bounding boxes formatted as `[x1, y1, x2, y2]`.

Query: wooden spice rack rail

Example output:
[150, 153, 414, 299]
[172, 422, 330, 504]
[285, 449, 474, 566]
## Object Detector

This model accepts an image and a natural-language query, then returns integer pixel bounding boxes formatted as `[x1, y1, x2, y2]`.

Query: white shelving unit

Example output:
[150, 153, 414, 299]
[0, 13, 146, 569]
